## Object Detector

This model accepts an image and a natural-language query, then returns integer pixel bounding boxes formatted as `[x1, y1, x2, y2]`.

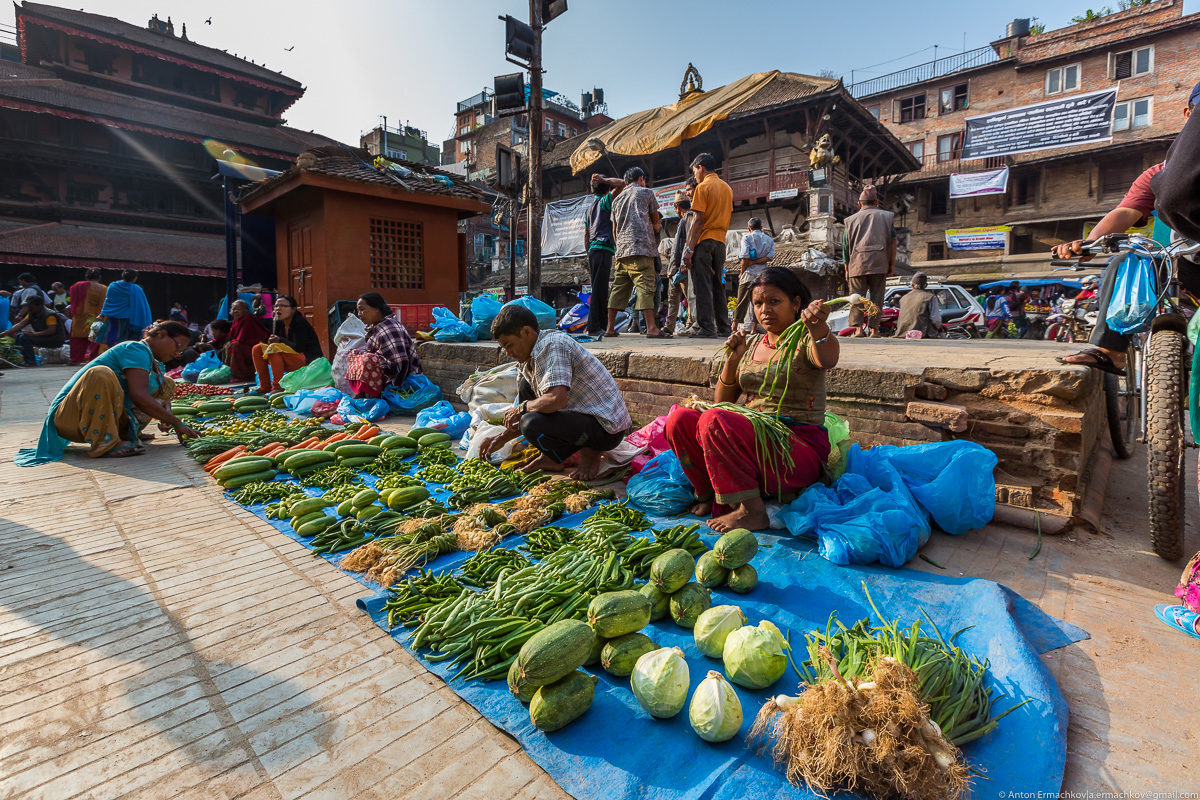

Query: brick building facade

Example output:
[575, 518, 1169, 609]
[855, 0, 1198, 280]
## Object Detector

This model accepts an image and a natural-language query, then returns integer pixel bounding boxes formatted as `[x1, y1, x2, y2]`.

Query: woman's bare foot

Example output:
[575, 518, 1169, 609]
[689, 499, 713, 517]
[568, 448, 603, 481]
[708, 499, 769, 533]
[519, 453, 564, 474]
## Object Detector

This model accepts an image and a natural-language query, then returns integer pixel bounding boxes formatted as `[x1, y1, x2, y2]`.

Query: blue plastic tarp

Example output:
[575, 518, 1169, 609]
[354, 524, 1082, 800]
[219, 448, 1082, 800]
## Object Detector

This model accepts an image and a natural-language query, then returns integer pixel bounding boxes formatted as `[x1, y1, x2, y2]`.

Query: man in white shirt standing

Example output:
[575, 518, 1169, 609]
[732, 218, 776, 328]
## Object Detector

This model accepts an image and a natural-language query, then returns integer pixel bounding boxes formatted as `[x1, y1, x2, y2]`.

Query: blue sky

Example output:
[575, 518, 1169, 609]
[57, 1, 1200, 154]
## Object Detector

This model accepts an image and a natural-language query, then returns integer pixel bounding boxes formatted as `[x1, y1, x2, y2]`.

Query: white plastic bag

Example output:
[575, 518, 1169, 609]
[459, 402, 518, 452]
[331, 313, 368, 395]
[465, 422, 520, 463]
[456, 362, 520, 414]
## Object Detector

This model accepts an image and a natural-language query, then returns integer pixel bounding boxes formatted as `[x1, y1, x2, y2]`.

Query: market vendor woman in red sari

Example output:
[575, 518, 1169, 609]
[665, 267, 838, 532]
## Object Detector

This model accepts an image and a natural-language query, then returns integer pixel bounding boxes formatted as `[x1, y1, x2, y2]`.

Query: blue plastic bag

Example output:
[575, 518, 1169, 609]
[286, 386, 344, 415]
[627, 451, 694, 515]
[336, 396, 391, 423]
[471, 295, 504, 340]
[382, 374, 444, 414]
[1106, 252, 1157, 334]
[881, 440, 997, 534]
[431, 307, 479, 343]
[504, 296, 556, 330]
[782, 445, 931, 568]
[181, 350, 220, 382]
[415, 400, 471, 439]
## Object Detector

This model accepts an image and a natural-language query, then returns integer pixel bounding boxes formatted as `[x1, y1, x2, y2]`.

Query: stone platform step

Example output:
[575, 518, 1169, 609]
[417, 337, 1105, 524]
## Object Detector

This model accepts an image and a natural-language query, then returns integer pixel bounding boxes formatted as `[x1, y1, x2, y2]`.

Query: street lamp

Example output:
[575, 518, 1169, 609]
[587, 136, 619, 175]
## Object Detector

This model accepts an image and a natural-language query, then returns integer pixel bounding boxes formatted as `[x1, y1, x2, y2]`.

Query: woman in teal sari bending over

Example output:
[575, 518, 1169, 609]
[15, 321, 201, 465]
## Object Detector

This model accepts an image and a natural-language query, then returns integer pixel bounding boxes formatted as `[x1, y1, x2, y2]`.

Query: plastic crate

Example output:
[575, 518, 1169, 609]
[391, 303, 440, 334]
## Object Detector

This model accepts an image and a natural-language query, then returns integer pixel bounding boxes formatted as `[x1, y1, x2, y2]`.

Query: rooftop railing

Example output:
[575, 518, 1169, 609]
[848, 46, 1002, 99]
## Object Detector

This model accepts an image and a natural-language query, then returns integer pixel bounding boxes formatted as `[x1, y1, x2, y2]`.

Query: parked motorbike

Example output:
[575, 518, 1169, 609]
[1043, 298, 1096, 343]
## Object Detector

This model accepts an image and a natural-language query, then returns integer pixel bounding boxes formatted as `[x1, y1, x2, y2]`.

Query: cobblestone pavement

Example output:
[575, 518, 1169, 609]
[0, 366, 1195, 798]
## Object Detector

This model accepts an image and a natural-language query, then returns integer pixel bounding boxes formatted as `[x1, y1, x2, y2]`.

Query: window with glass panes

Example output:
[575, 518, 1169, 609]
[1113, 97, 1152, 131]
[1045, 64, 1080, 95]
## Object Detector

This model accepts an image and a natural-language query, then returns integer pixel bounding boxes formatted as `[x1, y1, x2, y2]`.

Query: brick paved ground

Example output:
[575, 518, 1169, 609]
[0, 366, 1195, 798]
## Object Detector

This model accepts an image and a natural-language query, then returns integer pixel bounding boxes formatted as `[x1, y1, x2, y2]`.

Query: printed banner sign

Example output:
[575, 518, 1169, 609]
[654, 181, 688, 219]
[961, 89, 1116, 159]
[540, 195, 592, 258]
[949, 167, 1010, 198]
[945, 226, 1011, 251]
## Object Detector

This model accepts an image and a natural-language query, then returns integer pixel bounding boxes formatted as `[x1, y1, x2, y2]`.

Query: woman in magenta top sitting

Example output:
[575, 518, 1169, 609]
[664, 267, 839, 532]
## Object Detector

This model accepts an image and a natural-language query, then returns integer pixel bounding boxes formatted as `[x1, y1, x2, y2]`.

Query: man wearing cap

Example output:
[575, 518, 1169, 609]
[733, 218, 776, 328]
[1052, 82, 1197, 373]
[895, 272, 941, 339]
[842, 185, 896, 336]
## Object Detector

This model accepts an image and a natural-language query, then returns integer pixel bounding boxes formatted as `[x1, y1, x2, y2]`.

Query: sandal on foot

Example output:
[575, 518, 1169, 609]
[1155, 604, 1200, 641]
[105, 443, 140, 458]
[1056, 348, 1125, 375]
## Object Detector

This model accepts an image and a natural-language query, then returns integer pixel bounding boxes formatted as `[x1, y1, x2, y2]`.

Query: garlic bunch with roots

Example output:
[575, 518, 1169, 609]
[748, 648, 970, 800]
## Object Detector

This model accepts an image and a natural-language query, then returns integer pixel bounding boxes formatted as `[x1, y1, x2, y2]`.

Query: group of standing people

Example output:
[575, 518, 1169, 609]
[0, 269, 155, 367]
[584, 153, 735, 339]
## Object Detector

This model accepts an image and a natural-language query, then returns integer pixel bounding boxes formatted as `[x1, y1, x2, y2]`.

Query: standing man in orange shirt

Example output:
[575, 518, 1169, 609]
[682, 153, 734, 338]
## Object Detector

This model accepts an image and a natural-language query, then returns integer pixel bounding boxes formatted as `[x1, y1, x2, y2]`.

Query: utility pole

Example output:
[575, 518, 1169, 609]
[526, 0, 544, 300]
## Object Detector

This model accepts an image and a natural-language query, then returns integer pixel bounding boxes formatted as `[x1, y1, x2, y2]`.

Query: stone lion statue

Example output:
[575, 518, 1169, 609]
[808, 133, 841, 169]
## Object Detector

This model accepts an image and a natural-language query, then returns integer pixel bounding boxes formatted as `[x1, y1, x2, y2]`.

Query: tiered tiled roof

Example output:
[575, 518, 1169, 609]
[0, 221, 225, 275]
[0, 61, 334, 158]
[20, 2, 303, 92]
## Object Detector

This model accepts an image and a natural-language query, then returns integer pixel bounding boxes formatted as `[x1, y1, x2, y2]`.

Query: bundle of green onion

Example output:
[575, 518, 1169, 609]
[791, 584, 1030, 747]
[756, 294, 878, 414]
[684, 398, 797, 484]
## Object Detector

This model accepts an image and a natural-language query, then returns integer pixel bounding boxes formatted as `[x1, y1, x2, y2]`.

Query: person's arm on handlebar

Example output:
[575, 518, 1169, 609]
[1052, 206, 1144, 262]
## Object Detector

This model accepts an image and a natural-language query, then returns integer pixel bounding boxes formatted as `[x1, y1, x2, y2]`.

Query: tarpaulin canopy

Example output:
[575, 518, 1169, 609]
[978, 278, 1089, 289]
[569, 71, 785, 175]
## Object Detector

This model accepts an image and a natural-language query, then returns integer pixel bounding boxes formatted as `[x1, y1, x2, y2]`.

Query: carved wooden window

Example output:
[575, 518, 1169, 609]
[369, 218, 424, 290]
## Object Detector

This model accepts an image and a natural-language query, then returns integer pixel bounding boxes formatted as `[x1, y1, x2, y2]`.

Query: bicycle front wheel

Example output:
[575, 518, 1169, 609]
[1144, 329, 1186, 560]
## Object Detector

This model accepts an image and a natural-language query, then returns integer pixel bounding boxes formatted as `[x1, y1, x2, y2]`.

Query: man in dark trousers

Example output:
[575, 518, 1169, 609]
[682, 153, 733, 338]
[481, 304, 631, 480]
[583, 174, 625, 335]
[842, 185, 895, 336]
[895, 273, 942, 339]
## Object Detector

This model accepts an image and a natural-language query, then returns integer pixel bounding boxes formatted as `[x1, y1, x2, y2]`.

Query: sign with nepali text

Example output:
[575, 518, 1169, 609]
[945, 226, 1011, 251]
[961, 89, 1116, 159]
[654, 181, 688, 219]
[949, 167, 1010, 198]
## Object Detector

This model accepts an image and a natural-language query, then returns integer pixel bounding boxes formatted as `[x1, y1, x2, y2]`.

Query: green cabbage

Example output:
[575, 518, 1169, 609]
[631, 646, 690, 718]
[689, 670, 743, 742]
[693, 605, 747, 658]
[722, 621, 789, 689]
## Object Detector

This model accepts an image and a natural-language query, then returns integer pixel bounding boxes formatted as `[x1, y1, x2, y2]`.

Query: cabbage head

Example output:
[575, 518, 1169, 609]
[722, 622, 788, 689]
[689, 670, 743, 742]
[631, 646, 690, 718]
[693, 605, 747, 658]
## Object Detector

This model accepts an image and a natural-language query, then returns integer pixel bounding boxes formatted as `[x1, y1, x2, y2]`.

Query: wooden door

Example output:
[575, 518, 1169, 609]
[287, 218, 314, 318]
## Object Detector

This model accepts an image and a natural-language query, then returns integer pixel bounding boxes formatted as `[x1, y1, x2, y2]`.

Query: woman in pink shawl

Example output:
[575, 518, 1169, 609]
[68, 269, 107, 364]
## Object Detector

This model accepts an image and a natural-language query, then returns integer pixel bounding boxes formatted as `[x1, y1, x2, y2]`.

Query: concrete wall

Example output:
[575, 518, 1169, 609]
[416, 341, 1103, 518]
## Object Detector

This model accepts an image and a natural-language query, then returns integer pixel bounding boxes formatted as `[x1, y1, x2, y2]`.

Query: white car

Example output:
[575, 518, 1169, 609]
[827, 281, 986, 332]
